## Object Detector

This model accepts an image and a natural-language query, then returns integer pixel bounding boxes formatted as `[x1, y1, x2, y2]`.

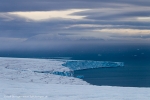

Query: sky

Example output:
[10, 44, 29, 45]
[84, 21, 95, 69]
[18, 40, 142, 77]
[0, 0, 150, 54]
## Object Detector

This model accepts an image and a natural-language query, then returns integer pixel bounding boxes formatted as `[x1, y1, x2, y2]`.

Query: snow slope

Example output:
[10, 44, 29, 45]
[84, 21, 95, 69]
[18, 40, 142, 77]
[0, 57, 150, 100]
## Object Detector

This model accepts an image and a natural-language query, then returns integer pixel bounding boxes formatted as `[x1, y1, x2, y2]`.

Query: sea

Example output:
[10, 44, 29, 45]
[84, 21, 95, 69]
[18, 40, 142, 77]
[0, 43, 150, 87]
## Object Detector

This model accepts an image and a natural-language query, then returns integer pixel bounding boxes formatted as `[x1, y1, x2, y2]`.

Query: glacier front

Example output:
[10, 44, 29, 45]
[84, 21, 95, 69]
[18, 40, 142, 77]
[62, 60, 124, 70]
[0, 57, 124, 79]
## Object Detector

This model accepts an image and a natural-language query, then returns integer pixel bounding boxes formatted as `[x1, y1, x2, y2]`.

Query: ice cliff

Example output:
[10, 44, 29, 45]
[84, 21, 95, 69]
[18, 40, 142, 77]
[62, 60, 124, 70]
[0, 57, 124, 80]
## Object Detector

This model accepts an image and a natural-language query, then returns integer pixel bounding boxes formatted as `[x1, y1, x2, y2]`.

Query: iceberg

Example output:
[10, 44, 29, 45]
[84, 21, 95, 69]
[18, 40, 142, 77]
[62, 60, 124, 70]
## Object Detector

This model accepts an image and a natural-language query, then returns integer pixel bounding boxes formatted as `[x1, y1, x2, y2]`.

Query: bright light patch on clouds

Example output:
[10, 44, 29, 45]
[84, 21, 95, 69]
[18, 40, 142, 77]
[137, 17, 150, 22]
[94, 29, 150, 35]
[0, 13, 14, 21]
[8, 9, 89, 21]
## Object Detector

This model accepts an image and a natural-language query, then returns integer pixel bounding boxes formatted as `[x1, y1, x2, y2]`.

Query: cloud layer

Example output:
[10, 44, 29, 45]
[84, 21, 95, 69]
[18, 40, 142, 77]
[0, 0, 150, 51]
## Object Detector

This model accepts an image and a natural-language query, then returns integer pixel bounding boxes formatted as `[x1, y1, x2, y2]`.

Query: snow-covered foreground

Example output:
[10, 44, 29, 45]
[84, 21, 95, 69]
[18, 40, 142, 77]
[1, 78, 150, 100]
[0, 57, 150, 100]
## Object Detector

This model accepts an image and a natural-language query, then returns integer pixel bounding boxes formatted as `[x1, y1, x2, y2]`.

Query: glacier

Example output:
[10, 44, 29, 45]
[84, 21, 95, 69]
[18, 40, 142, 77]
[0, 57, 124, 79]
[0, 57, 88, 85]
[33, 60, 124, 77]
[0, 57, 150, 100]
[62, 60, 124, 70]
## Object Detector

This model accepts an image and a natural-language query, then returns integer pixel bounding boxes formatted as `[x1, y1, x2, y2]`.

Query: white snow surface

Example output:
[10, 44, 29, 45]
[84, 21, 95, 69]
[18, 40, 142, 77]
[0, 57, 150, 100]
[0, 57, 88, 85]
[0, 57, 70, 72]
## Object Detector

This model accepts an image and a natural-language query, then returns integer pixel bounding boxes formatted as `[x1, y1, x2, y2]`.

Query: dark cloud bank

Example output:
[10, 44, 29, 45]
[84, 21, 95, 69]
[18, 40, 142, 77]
[0, 0, 150, 59]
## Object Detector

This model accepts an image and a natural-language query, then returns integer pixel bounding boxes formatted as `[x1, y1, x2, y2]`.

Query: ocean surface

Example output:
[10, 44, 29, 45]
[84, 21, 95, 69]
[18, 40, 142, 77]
[1, 43, 150, 87]
[74, 60, 150, 87]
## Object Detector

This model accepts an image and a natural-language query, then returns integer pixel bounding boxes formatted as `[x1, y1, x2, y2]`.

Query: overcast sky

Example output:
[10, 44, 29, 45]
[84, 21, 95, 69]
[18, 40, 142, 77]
[0, 0, 150, 51]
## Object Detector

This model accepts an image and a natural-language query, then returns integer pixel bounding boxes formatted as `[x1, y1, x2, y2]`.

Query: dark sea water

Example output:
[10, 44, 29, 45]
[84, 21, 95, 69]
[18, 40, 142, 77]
[74, 60, 150, 87]
[1, 43, 150, 87]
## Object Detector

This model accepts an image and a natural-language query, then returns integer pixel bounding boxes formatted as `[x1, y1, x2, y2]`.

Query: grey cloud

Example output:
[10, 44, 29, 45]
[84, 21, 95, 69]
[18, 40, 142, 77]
[1, 13, 150, 41]
[0, 16, 77, 38]
[84, 11, 150, 21]
[0, 0, 150, 52]
[111, 34, 150, 39]
[0, 0, 150, 12]
[0, 0, 105, 12]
